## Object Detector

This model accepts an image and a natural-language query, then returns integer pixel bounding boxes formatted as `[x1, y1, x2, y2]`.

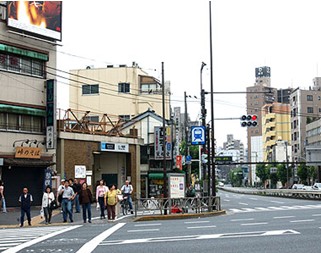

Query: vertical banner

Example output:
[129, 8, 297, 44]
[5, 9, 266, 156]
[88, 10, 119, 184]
[176, 155, 182, 170]
[46, 79, 56, 149]
[154, 126, 172, 160]
[168, 173, 185, 198]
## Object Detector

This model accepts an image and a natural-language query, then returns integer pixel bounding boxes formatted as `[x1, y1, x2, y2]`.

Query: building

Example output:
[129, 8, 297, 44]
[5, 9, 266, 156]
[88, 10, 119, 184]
[0, 2, 61, 206]
[69, 65, 170, 122]
[246, 66, 277, 185]
[290, 80, 321, 163]
[222, 134, 245, 163]
[262, 102, 291, 162]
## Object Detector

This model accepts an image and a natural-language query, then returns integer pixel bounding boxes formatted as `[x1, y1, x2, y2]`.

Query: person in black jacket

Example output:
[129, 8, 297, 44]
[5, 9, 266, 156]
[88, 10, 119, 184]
[19, 187, 33, 227]
[79, 182, 93, 223]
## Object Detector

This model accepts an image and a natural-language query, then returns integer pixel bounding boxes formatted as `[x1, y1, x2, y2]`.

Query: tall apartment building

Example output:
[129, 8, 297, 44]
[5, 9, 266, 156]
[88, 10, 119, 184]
[262, 103, 291, 162]
[246, 66, 277, 185]
[290, 78, 321, 162]
[222, 134, 244, 162]
[0, 2, 61, 206]
[69, 65, 170, 123]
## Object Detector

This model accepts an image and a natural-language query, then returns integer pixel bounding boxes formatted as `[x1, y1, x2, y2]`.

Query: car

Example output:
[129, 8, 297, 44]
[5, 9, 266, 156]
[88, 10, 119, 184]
[302, 185, 312, 191]
[312, 183, 321, 190]
[292, 184, 304, 189]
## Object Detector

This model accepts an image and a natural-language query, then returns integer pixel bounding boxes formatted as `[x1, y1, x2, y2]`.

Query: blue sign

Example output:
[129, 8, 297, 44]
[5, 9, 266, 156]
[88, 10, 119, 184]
[185, 155, 192, 165]
[191, 126, 206, 145]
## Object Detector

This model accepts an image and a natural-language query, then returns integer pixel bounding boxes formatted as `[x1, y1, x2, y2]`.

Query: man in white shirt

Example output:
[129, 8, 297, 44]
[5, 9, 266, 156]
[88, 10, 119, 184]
[121, 180, 133, 214]
[59, 180, 75, 223]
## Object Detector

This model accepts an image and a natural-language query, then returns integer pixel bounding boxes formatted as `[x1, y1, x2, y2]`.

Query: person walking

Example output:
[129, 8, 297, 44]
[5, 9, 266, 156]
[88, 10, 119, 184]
[0, 180, 6, 213]
[79, 182, 93, 223]
[41, 185, 55, 224]
[18, 187, 33, 227]
[73, 178, 82, 213]
[96, 180, 108, 219]
[104, 184, 117, 221]
[121, 180, 134, 214]
[59, 180, 75, 223]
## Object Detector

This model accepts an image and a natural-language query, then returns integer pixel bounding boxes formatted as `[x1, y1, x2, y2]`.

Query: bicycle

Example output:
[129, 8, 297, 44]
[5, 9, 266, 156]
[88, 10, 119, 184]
[120, 195, 131, 215]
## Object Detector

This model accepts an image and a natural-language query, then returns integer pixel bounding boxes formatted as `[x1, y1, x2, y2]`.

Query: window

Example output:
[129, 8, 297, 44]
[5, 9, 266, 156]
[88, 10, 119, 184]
[118, 82, 130, 93]
[119, 115, 130, 121]
[307, 95, 313, 101]
[82, 84, 99, 95]
[0, 112, 44, 133]
[141, 83, 159, 93]
[86, 116, 99, 122]
[0, 52, 45, 77]
[307, 107, 314, 113]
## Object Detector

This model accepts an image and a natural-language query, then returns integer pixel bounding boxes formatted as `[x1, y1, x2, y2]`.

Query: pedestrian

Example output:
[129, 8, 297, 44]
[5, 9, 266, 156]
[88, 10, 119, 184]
[73, 178, 82, 213]
[96, 179, 108, 219]
[57, 179, 65, 207]
[121, 180, 134, 214]
[104, 184, 117, 221]
[115, 185, 122, 218]
[18, 187, 33, 227]
[0, 180, 7, 213]
[79, 182, 93, 223]
[59, 180, 75, 223]
[41, 185, 55, 224]
[68, 178, 76, 213]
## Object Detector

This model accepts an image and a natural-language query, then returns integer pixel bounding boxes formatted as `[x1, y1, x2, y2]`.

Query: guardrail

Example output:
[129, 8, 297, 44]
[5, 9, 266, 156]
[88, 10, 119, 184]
[134, 196, 221, 217]
[219, 186, 321, 200]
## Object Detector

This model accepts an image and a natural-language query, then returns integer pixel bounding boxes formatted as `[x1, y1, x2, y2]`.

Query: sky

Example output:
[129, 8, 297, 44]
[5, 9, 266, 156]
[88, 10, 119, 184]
[57, 0, 321, 148]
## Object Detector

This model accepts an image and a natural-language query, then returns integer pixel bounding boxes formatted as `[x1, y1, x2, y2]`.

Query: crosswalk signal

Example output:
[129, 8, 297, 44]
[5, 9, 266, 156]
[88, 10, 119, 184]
[241, 114, 258, 127]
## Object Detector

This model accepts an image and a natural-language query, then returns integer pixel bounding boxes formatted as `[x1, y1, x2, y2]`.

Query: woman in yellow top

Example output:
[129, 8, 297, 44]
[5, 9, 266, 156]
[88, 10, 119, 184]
[104, 184, 117, 221]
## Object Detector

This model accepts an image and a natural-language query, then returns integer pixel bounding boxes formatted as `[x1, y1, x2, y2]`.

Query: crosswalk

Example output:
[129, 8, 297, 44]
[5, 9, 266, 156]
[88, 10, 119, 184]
[0, 226, 79, 252]
[228, 204, 321, 213]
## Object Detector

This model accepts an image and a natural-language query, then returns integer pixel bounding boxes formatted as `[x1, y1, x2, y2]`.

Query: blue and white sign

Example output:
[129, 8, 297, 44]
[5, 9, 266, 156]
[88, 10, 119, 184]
[191, 126, 206, 145]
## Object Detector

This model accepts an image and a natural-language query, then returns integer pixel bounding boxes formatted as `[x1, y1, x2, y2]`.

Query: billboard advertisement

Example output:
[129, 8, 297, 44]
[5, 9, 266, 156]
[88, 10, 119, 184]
[7, 1, 62, 41]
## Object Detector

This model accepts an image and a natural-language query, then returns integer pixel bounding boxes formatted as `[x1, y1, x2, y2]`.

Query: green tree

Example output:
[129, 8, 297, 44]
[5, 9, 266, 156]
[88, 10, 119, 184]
[256, 164, 269, 186]
[229, 167, 243, 187]
[276, 164, 287, 186]
[297, 163, 308, 184]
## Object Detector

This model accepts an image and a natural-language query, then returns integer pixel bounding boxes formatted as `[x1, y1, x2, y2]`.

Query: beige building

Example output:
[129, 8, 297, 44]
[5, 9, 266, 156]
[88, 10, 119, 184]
[290, 80, 321, 162]
[262, 103, 291, 162]
[69, 65, 170, 122]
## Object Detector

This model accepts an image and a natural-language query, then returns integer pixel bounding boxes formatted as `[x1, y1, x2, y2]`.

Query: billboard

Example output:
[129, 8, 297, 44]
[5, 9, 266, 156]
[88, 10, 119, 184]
[7, 1, 62, 41]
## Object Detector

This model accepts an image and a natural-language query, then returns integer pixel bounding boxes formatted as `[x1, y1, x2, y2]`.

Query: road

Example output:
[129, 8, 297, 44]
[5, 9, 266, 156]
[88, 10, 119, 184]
[1, 190, 321, 253]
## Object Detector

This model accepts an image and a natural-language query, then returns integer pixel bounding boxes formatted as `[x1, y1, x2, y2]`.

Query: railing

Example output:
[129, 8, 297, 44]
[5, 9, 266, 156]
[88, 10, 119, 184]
[134, 196, 221, 217]
[220, 187, 321, 200]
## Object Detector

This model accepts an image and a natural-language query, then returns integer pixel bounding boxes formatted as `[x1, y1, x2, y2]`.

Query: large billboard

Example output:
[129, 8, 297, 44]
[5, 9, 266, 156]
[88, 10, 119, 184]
[7, 1, 62, 41]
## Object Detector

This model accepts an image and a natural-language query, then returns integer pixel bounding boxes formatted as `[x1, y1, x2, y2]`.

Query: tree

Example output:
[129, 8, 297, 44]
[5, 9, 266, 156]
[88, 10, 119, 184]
[229, 167, 243, 187]
[256, 164, 269, 186]
[297, 163, 308, 184]
[277, 164, 287, 186]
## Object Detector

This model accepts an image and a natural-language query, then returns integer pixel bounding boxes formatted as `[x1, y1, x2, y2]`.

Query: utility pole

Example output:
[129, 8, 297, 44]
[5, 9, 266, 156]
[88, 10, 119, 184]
[184, 91, 191, 186]
[200, 62, 207, 188]
[161, 62, 167, 214]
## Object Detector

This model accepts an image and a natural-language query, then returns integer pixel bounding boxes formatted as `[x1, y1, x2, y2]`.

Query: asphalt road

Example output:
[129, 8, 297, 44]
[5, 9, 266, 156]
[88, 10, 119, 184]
[1, 190, 321, 253]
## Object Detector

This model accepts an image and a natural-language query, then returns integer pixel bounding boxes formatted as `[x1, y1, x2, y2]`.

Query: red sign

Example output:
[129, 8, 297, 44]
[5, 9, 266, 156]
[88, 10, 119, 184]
[176, 155, 182, 170]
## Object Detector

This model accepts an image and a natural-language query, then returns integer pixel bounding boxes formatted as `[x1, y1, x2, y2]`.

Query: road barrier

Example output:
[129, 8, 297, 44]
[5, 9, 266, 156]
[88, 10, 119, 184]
[219, 186, 321, 200]
[134, 196, 221, 217]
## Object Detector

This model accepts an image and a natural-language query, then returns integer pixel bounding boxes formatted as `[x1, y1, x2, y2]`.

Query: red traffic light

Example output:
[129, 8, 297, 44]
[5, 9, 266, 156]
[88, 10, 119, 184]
[240, 114, 258, 127]
[252, 115, 257, 121]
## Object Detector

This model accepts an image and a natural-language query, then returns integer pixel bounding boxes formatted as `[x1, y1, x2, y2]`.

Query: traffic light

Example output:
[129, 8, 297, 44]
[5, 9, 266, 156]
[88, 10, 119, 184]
[241, 114, 258, 127]
[201, 148, 208, 164]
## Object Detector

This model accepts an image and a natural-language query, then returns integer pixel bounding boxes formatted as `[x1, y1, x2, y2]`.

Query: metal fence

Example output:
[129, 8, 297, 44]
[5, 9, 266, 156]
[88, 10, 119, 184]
[133, 196, 221, 217]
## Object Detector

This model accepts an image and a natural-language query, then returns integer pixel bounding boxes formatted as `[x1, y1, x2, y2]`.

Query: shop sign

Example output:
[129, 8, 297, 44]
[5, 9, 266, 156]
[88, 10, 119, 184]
[100, 142, 129, 152]
[168, 173, 185, 199]
[176, 155, 182, 170]
[15, 147, 41, 159]
[154, 126, 172, 160]
[75, 165, 86, 178]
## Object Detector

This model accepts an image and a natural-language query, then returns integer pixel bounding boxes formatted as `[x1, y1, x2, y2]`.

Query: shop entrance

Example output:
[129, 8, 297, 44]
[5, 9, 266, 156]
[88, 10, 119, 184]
[102, 174, 118, 188]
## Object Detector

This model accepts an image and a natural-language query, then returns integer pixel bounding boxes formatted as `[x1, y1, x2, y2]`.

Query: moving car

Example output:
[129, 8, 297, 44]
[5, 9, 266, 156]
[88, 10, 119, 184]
[292, 184, 304, 189]
[312, 183, 321, 190]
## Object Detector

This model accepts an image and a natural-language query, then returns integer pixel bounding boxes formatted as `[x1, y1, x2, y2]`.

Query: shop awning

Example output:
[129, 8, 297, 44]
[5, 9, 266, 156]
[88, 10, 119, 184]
[4, 158, 55, 167]
[0, 104, 46, 117]
[148, 173, 164, 179]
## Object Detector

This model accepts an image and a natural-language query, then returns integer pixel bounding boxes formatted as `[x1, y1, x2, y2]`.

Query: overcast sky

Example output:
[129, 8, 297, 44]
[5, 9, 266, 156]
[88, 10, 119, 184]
[57, 0, 321, 147]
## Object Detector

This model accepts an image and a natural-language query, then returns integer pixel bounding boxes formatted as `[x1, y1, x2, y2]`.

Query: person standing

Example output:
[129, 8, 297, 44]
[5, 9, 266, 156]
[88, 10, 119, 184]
[104, 184, 117, 221]
[121, 180, 134, 214]
[79, 182, 93, 223]
[96, 180, 108, 219]
[0, 180, 6, 213]
[19, 187, 33, 227]
[73, 179, 82, 213]
[41, 185, 55, 224]
[59, 180, 75, 223]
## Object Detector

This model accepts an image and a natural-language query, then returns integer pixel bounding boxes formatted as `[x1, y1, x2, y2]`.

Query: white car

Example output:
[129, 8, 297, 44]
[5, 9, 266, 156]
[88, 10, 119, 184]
[302, 185, 312, 191]
[292, 184, 304, 190]
[312, 183, 321, 190]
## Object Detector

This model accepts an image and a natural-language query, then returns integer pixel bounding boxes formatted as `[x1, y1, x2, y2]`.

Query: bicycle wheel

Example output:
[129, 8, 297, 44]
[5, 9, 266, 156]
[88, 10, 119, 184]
[122, 201, 128, 215]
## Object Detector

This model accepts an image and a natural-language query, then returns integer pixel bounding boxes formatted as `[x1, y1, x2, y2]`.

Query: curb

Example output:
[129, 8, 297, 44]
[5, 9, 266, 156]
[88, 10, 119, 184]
[133, 210, 226, 222]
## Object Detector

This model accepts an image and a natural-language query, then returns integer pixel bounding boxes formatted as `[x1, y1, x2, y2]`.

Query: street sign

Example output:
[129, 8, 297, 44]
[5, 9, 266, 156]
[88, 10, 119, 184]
[191, 126, 206, 145]
[185, 155, 192, 164]
[215, 156, 233, 164]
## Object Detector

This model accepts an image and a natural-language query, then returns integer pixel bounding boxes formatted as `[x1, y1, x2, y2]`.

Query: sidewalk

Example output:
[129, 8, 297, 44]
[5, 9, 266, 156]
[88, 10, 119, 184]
[0, 204, 125, 228]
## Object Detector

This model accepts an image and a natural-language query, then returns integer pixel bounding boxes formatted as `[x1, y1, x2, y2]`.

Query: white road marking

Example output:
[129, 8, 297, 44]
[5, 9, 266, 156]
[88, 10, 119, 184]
[273, 216, 295, 219]
[239, 202, 249, 206]
[230, 218, 254, 222]
[184, 221, 210, 224]
[223, 199, 230, 202]
[101, 229, 299, 246]
[127, 229, 160, 233]
[2, 225, 81, 253]
[187, 225, 217, 229]
[270, 201, 285, 204]
[134, 223, 162, 227]
[77, 223, 125, 253]
[290, 219, 315, 223]
[312, 214, 321, 217]
[249, 198, 258, 200]
[241, 222, 268, 226]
